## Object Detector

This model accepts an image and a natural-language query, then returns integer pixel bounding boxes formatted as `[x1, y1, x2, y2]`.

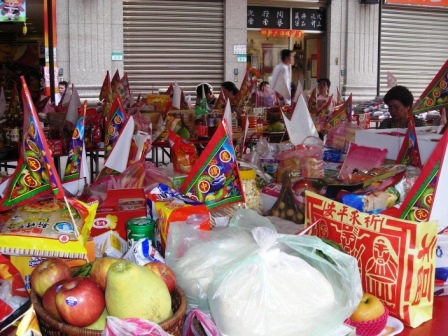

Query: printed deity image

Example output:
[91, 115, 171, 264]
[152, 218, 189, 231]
[0, 0, 25, 21]
[305, 191, 438, 328]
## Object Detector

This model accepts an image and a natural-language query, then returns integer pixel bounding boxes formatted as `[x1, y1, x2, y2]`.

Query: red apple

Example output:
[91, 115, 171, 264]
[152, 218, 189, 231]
[90, 257, 121, 290]
[350, 293, 386, 322]
[55, 277, 105, 327]
[144, 261, 176, 293]
[30, 258, 72, 297]
[42, 280, 67, 321]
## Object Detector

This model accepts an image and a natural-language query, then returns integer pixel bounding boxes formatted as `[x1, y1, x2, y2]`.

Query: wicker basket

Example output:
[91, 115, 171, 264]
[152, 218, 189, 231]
[31, 285, 187, 336]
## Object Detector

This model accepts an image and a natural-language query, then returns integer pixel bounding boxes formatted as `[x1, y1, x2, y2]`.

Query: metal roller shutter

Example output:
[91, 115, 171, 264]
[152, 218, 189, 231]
[380, 5, 448, 97]
[123, 0, 224, 97]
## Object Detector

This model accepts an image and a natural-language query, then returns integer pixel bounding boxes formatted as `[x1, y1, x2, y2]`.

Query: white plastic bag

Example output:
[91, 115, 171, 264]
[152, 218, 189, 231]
[208, 227, 362, 336]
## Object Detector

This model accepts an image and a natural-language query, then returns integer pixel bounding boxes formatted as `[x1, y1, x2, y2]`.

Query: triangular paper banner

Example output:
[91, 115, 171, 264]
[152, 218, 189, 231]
[172, 82, 181, 110]
[395, 114, 422, 168]
[115, 73, 133, 108]
[110, 69, 121, 92]
[180, 120, 244, 209]
[336, 87, 344, 105]
[99, 71, 110, 101]
[104, 95, 128, 159]
[307, 86, 317, 114]
[398, 130, 448, 232]
[65, 84, 82, 126]
[282, 93, 318, 145]
[63, 101, 87, 183]
[325, 94, 352, 132]
[387, 71, 398, 88]
[213, 89, 227, 110]
[223, 98, 233, 138]
[292, 80, 304, 104]
[0, 77, 65, 210]
[411, 60, 448, 115]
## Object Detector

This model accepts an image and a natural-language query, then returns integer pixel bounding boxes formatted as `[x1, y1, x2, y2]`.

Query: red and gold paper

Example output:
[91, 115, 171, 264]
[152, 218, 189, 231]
[395, 114, 422, 168]
[411, 59, 448, 115]
[0, 77, 65, 210]
[110, 69, 121, 93]
[260, 28, 304, 38]
[99, 71, 110, 101]
[325, 94, 352, 131]
[306, 191, 437, 328]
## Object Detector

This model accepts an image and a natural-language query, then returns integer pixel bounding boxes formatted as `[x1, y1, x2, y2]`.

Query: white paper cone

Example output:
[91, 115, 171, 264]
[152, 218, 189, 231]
[172, 82, 181, 109]
[283, 93, 318, 145]
[104, 116, 135, 173]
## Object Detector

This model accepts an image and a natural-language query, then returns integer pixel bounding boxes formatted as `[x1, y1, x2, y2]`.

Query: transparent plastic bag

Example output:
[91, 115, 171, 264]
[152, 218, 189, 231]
[182, 308, 220, 336]
[207, 226, 362, 336]
[165, 210, 273, 313]
[102, 316, 171, 336]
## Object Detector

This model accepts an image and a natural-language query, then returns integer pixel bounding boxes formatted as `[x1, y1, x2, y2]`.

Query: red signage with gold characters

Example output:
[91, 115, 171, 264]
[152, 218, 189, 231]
[260, 28, 304, 38]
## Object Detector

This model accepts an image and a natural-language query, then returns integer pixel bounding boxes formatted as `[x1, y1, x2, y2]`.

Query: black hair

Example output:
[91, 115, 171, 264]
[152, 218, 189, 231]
[280, 49, 292, 62]
[221, 81, 239, 95]
[59, 81, 68, 88]
[196, 83, 213, 99]
[259, 81, 269, 90]
[383, 85, 414, 108]
[318, 78, 331, 87]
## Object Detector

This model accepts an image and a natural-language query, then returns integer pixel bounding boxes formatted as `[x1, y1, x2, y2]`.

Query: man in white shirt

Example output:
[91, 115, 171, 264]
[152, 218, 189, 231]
[270, 49, 293, 104]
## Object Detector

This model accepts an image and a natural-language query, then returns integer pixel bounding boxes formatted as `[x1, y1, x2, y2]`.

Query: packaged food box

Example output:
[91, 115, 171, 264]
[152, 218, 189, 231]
[91, 188, 147, 241]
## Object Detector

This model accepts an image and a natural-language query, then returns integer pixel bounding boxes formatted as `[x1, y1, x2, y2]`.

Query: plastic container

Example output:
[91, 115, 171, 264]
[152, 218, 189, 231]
[126, 217, 156, 248]
[239, 167, 262, 213]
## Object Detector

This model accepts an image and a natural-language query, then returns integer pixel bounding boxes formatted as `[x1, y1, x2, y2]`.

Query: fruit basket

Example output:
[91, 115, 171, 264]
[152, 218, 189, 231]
[30, 285, 187, 336]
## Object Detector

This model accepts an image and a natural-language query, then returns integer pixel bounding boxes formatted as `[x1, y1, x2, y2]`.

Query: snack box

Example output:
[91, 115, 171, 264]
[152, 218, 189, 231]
[354, 126, 441, 165]
[93, 230, 128, 259]
[91, 188, 147, 241]
[10, 239, 95, 292]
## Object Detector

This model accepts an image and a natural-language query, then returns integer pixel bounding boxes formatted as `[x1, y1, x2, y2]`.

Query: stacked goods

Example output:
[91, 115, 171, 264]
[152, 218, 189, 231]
[269, 173, 304, 224]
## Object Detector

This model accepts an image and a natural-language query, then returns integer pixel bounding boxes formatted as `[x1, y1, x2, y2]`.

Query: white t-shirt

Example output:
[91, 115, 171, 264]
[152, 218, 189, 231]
[270, 62, 291, 102]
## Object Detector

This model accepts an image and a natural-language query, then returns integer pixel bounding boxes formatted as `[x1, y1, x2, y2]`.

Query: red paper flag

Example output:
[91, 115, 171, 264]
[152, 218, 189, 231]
[307, 86, 317, 114]
[213, 89, 227, 110]
[0, 77, 65, 210]
[110, 69, 121, 93]
[104, 95, 127, 160]
[411, 60, 448, 115]
[395, 114, 422, 168]
[99, 71, 110, 101]
[325, 94, 352, 132]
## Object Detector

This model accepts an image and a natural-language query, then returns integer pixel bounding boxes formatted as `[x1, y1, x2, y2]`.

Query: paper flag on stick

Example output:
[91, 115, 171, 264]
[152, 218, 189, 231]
[411, 59, 448, 115]
[223, 98, 233, 138]
[325, 94, 352, 132]
[0, 86, 6, 118]
[65, 84, 82, 126]
[213, 89, 227, 110]
[104, 95, 128, 160]
[180, 119, 244, 209]
[63, 102, 89, 195]
[386, 71, 398, 88]
[63, 101, 87, 183]
[0, 77, 65, 210]
[395, 114, 422, 168]
[99, 71, 110, 101]
[115, 73, 133, 108]
[282, 93, 318, 146]
[110, 69, 121, 92]
[398, 130, 448, 232]
[97, 116, 135, 180]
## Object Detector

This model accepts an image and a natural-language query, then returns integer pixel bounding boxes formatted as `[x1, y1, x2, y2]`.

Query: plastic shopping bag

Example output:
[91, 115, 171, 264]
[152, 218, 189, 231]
[102, 316, 171, 336]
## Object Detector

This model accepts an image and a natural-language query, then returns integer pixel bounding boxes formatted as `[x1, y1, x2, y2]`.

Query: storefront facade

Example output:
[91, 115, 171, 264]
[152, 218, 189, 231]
[55, 0, 448, 103]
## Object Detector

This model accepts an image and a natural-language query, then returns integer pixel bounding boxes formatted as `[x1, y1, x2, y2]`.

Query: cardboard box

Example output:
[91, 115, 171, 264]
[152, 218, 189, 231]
[91, 188, 147, 241]
[354, 126, 441, 164]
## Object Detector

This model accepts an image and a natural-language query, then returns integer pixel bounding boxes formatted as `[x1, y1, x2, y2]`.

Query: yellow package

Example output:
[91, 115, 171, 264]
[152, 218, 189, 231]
[0, 198, 98, 259]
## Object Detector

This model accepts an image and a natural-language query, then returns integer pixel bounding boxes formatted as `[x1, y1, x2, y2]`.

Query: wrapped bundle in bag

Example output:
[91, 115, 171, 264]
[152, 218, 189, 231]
[165, 209, 362, 335]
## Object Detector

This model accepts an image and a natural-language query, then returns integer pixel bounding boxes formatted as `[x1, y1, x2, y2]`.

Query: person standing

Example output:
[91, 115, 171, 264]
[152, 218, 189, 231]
[316, 78, 336, 114]
[270, 49, 293, 104]
[54, 80, 68, 106]
[195, 83, 216, 109]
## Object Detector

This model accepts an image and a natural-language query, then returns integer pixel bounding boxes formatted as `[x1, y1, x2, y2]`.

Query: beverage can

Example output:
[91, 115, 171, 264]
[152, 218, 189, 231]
[126, 217, 155, 248]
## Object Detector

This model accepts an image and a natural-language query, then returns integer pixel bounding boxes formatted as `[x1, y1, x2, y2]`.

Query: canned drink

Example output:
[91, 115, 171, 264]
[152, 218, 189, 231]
[126, 217, 155, 248]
